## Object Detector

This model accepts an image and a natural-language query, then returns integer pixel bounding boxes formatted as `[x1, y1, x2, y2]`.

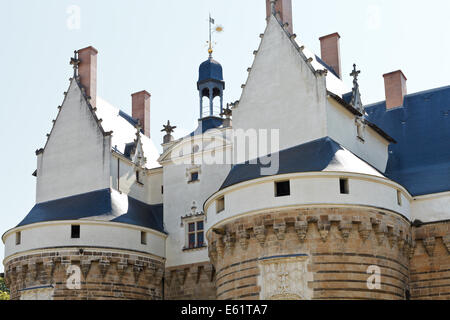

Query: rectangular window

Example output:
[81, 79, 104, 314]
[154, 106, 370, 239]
[141, 231, 147, 245]
[216, 196, 225, 213]
[136, 171, 143, 185]
[161, 185, 164, 194]
[275, 181, 290, 197]
[190, 172, 199, 182]
[71, 225, 80, 239]
[340, 178, 349, 194]
[15, 232, 21, 245]
[397, 190, 402, 206]
[187, 220, 205, 249]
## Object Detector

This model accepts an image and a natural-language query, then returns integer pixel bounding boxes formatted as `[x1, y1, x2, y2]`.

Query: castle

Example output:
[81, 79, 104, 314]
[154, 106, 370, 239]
[2, 0, 450, 300]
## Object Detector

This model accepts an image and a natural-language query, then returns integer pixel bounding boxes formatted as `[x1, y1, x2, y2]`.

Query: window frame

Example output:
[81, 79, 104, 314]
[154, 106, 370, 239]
[185, 218, 205, 250]
[15, 231, 21, 245]
[141, 231, 147, 245]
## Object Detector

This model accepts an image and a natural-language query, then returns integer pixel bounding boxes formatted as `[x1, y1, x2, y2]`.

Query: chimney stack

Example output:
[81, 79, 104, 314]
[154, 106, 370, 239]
[319, 33, 342, 79]
[383, 70, 407, 109]
[77, 46, 98, 108]
[132, 90, 151, 138]
[266, 0, 293, 34]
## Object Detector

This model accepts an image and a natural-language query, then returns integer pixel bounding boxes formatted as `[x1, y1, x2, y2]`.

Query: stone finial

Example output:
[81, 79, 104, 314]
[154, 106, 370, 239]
[220, 103, 233, 128]
[161, 120, 176, 144]
[350, 64, 364, 114]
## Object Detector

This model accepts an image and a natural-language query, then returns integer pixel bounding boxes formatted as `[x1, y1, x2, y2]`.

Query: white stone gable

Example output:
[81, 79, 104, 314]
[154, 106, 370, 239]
[233, 15, 329, 155]
[36, 80, 111, 203]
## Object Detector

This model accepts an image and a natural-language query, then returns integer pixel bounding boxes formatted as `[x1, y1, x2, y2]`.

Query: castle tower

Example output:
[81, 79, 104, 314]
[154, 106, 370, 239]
[2, 47, 166, 300]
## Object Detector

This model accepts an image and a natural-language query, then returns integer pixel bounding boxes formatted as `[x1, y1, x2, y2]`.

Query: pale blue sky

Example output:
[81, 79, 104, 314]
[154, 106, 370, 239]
[0, 0, 449, 271]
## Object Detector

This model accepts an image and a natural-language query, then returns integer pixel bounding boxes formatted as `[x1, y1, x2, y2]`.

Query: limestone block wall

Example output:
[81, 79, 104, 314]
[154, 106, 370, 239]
[410, 221, 450, 300]
[4, 248, 164, 300]
[164, 261, 216, 300]
[207, 207, 412, 300]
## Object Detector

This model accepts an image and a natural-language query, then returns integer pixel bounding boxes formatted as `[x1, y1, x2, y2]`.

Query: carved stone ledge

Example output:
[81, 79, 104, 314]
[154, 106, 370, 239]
[254, 225, 267, 246]
[224, 232, 236, 253]
[443, 235, 450, 254]
[317, 220, 331, 243]
[423, 237, 436, 257]
[274, 222, 287, 240]
[295, 220, 308, 242]
[238, 230, 249, 250]
[339, 221, 353, 242]
[358, 222, 372, 242]
[99, 258, 110, 279]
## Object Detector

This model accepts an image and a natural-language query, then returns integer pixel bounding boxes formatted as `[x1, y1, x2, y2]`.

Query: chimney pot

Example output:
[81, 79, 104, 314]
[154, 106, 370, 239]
[132, 90, 151, 138]
[383, 70, 407, 109]
[77, 46, 98, 108]
[319, 33, 342, 79]
[266, 0, 293, 34]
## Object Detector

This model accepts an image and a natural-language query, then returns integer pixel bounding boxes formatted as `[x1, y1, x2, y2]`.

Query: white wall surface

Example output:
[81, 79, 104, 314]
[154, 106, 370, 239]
[205, 172, 411, 232]
[411, 192, 450, 223]
[233, 16, 328, 156]
[36, 80, 110, 203]
[326, 98, 389, 172]
[161, 133, 232, 268]
[3, 221, 166, 259]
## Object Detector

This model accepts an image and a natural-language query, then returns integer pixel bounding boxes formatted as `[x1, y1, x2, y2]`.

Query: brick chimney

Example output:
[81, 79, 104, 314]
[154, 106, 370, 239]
[77, 46, 98, 108]
[266, 0, 293, 34]
[383, 70, 407, 109]
[132, 91, 151, 138]
[319, 33, 342, 79]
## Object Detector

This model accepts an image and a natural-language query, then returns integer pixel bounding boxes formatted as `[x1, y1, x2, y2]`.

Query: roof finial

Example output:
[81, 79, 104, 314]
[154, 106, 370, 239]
[350, 64, 364, 114]
[270, 0, 277, 15]
[70, 50, 80, 77]
[161, 120, 176, 144]
[207, 14, 223, 58]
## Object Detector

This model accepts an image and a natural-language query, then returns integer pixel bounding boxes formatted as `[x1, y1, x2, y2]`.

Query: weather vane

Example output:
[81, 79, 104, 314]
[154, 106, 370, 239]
[207, 14, 224, 57]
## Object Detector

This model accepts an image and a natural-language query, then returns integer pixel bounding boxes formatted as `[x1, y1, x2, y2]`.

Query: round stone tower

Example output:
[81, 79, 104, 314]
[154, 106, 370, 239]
[2, 189, 166, 300]
[205, 138, 413, 300]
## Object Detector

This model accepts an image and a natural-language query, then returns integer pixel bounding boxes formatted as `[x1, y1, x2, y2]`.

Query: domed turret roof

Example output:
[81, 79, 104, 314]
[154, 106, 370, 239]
[198, 57, 223, 83]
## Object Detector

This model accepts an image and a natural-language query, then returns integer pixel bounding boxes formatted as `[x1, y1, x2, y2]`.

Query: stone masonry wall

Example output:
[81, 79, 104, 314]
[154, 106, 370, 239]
[164, 261, 217, 300]
[4, 248, 164, 300]
[410, 221, 450, 300]
[208, 207, 413, 300]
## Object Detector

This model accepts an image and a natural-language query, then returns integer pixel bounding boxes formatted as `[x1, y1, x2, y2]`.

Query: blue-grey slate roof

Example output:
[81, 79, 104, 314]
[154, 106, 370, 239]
[190, 116, 224, 136]
[17, 189, 165, 233]
[220, 137, 382, 190]
[198, 57, 223, 83]
[366, 85, 450, 196]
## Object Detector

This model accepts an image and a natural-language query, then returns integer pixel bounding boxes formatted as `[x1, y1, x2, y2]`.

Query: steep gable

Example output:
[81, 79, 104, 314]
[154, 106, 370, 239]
[233, 15, 330, 155]
[36, 79, 111, 203]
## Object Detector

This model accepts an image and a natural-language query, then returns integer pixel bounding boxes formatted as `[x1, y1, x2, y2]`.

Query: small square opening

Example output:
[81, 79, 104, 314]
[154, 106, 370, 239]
[15, 232, 21, 245]
[71, 225, 80, 239]
[190, 172, 199, 182]
[216, 196, 225, 213]
[141, 231, 147, 245]
[340, 178, 349, 194]
[397, 190, 402, 206]
[275, 181, 290, 197]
